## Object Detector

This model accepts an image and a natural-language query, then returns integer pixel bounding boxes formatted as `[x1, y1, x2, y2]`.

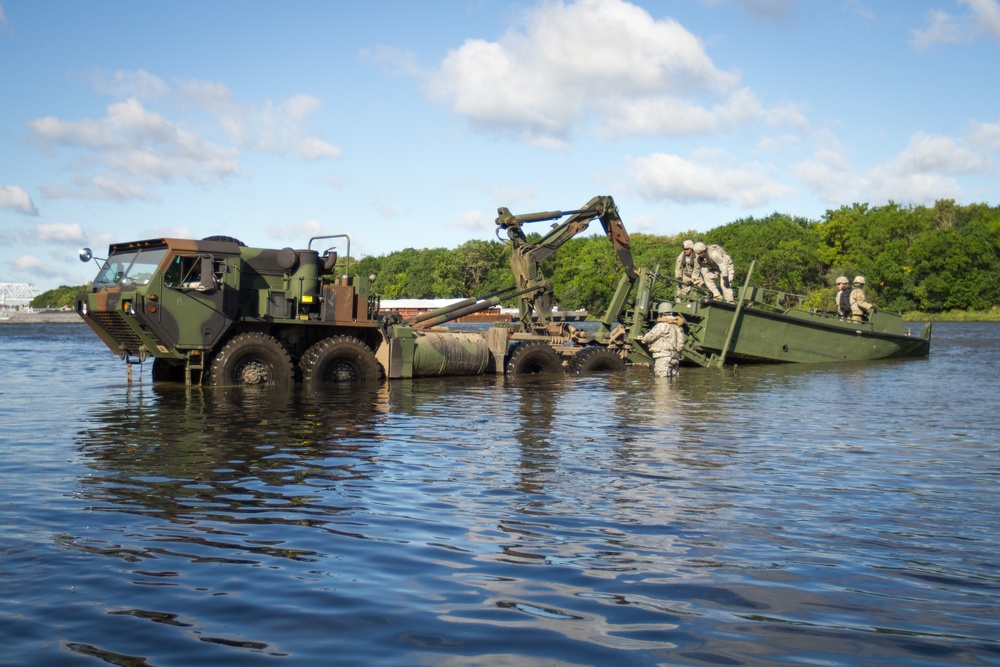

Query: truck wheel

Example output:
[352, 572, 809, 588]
[567, 346, 625, 375]
[151, 358, 185, 383]
[208, 332, 294, 386]
[505, 341, 564, 376]
[201, 235, 246, 247]
[300, 336, 380, 383]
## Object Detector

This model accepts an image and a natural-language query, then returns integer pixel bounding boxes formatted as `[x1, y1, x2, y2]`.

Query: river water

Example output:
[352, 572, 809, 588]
[1, 322, 998, 666]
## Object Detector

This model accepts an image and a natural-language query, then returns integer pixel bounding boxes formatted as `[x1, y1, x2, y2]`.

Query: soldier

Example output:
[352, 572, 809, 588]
[674, 239, 700, 296]
[693, 242, 736, 302]
[834, 276, 851, 317]
[850, 275, 875, 322]
[638, 302, 686, 378]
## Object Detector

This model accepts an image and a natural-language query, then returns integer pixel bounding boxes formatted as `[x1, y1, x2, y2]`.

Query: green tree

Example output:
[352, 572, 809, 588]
[815, 202, 937, 311]
[546, 235, 626, 313]
[31, 285, 88, 309]
[350, 199, 1000, 315]
[705, 213, 821, 293]
[908, 208, 1000, 310]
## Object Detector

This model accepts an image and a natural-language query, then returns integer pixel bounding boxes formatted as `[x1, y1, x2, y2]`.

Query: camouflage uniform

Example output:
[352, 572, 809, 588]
[640, 315, 686, 378]
[850, 286, 874, 322]
[695, 244, 736, 302]
[834, 277, 851, 317]
[674, 247, 701, 296]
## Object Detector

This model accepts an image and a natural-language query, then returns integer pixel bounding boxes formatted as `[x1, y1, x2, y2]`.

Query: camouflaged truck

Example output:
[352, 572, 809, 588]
[76, 234, 397, 385]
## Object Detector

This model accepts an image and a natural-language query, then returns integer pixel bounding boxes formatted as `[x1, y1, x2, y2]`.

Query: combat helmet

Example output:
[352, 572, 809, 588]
[692, 242, 707, 254]
[656, 302, 675, 319]
[836, 276, 849, 285]
[853, 275, 866, 285]
[682, 239, 694, 250]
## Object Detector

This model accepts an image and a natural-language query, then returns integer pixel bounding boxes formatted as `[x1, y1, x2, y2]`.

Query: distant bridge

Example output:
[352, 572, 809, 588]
[0, 282, 39, 307]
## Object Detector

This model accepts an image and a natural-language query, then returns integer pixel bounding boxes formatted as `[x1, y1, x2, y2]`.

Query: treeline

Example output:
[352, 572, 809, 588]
[30, 284, 83, 309]
[354, 199, 1000, 314]
[35, 200, 999, 314]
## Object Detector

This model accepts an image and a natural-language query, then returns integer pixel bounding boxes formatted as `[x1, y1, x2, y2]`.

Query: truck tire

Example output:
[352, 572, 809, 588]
[567, 346, 625, 375]
[299, 336, 380, 383]
[505, 341, 564, 376]
[151, 358, 185, 383]
[201, 235, 246, 247]
[207, 332, 294, 386]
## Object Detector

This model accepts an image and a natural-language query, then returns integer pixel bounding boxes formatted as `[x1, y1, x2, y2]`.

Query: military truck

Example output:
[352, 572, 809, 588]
[76, 197, 660, 385]
[76, 234, 388, 385]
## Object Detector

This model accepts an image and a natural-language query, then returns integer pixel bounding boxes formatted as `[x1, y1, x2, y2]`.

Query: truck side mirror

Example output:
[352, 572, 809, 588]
[200, 256, 218, 291]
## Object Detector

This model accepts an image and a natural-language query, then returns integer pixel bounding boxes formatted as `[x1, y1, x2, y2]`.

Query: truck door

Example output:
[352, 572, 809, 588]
[153, 253, 233, 349]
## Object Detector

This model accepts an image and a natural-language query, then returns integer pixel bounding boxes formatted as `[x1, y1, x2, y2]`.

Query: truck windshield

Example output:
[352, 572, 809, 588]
[93, 247, 169, 287]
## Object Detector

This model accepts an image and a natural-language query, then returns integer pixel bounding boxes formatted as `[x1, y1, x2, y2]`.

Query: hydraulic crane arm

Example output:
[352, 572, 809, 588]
[495, 195, 636, 332]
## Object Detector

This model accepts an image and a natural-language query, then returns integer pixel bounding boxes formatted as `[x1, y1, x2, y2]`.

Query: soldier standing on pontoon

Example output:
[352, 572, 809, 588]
[693, 242, 736, 302]
[674, 240, 700, 297]
[835, 276, 851, 317]
[850, 275, 875, 322]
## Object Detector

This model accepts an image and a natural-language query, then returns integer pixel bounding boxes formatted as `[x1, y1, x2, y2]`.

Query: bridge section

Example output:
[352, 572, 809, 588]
[0, 282, 40, 307]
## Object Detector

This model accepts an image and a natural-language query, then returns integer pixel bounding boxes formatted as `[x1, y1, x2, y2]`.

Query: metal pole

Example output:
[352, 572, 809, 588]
[718, 260, 755, 368]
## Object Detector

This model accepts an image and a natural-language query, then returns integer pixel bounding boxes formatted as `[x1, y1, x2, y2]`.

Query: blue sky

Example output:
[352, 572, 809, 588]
[1, 0, 998, 294]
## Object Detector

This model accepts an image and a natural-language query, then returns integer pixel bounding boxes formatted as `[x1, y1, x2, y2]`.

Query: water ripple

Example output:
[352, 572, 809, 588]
[2, 323, 999, 665]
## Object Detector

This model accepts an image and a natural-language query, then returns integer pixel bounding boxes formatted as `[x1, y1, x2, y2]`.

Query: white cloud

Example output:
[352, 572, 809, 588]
[912, 10, 964, 48]
[266, 218, 328, 242]
[601, 87, 807, 138]
[41, 175, 160, 202]
[362, 45, 423, 78]
[970, 118, 1000, 149]
[0, 184, 38, 215]
[36, 222, 87, 244]
[867, 132, 991, 203]
[795, 131, 994, 205]
[297, 137, 342, 160]
[85, 231, 117, 253]
[628, 150, 794, 207]
[30, 98, 240, 197]
[885, 132, 990, 175]
[912, 0, 1000, 49]
[28, 71, 341, 202]
[0, 3, 7, 28]
[177, 80, 339, 157]
[448, 209, 493, 233]
[146, 226, 196, 240]
[423, 0, 796, 146]
[967, 0, 1000, 34]
[11, 253, 84, 284]
[793, 148, 867, 203]
[92, 69, 169, 100]
[13, 255, 48, 272]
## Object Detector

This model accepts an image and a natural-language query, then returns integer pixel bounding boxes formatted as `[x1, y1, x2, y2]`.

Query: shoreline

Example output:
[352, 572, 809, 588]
[0, 311, 83, 324]
[2, 311, 997, 324]
[902, 309, 1000, 322]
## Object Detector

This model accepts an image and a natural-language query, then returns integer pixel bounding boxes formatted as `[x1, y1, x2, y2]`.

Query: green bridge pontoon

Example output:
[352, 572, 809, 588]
[673, 262, 932, 368]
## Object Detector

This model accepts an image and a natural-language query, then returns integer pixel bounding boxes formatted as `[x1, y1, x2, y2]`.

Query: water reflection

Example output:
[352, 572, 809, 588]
[9, 324, 996, 665]
[72, 384, 392, 562]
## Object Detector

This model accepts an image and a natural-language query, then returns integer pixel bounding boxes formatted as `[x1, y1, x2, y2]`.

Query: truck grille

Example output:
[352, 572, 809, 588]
[91, 311, 145, 355]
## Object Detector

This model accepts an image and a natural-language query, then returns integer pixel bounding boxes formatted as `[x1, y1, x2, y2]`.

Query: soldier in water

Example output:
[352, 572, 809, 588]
[638, 302, 686, 379]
